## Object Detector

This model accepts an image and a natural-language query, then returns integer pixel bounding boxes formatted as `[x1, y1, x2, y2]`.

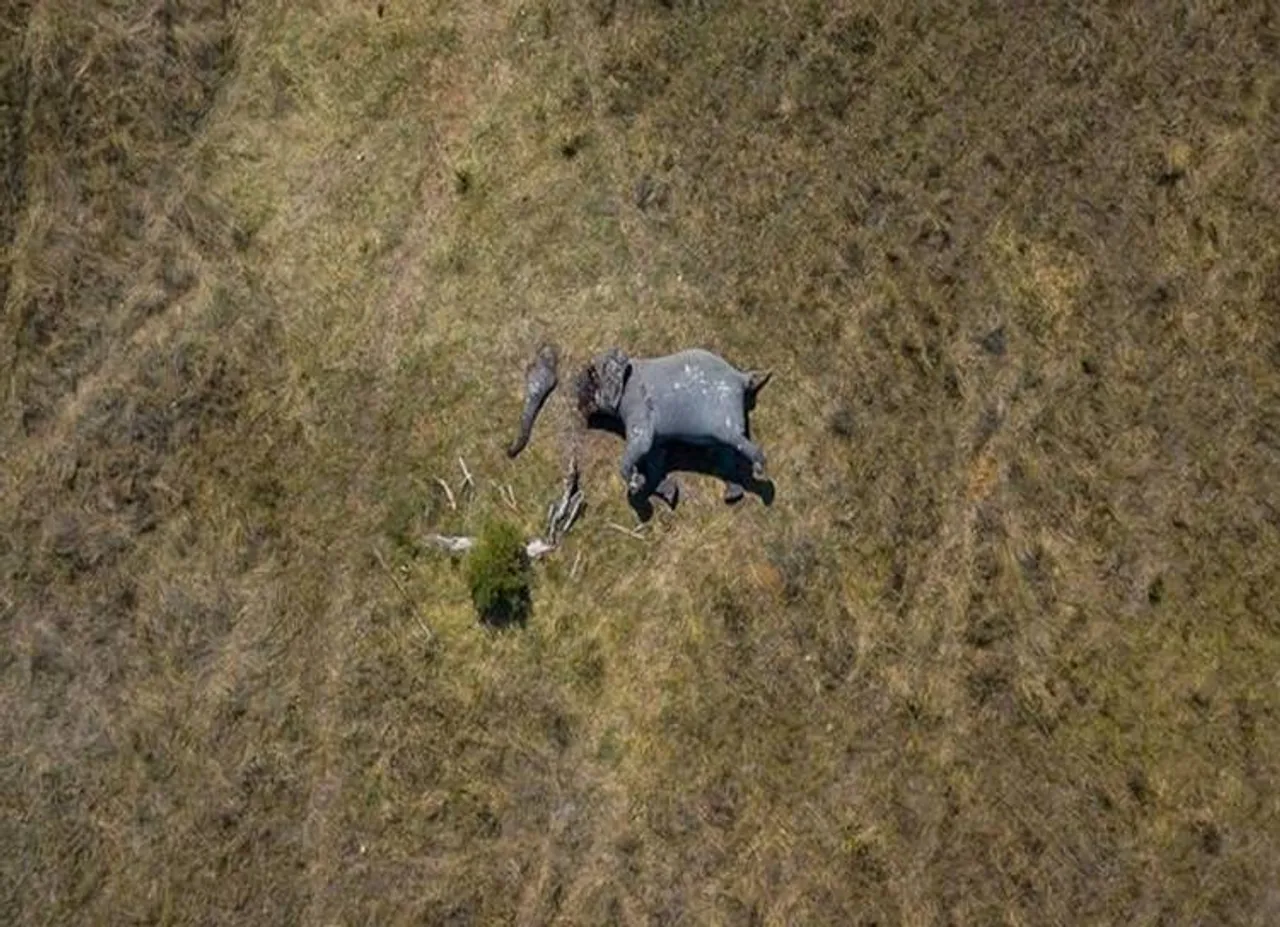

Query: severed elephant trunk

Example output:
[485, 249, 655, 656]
[507, 343, 560, 458]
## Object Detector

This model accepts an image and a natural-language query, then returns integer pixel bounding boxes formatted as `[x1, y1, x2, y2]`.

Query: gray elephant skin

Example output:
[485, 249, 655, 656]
[569, 347, 772, 499]
[506, 343, 559, 458]
[596, 348, 768, 496]
[509, 343, 772, 501]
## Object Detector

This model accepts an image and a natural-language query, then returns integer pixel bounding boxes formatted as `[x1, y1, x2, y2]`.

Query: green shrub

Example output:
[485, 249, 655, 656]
[466, 517, 532, 628]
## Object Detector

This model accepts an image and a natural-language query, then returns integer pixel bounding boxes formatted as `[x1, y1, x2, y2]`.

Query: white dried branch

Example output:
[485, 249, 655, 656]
[544, 456, 584, 546]
[561, 491, 584, 534]
[525, 538, 556, 559]
[424, 534, 474, 553]
[605, 522, 647, 540]
[434, 477, 456, 511]
[424, 458, 586, 561]
[426, 534, 557, 560]
[501, 484, 519, 512]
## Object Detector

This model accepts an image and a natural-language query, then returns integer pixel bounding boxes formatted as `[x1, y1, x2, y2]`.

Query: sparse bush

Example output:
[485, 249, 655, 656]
[465, 517, 532, 628]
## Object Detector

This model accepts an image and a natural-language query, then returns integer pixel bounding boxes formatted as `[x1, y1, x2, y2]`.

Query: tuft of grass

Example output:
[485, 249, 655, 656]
[465, 517, 533, 629]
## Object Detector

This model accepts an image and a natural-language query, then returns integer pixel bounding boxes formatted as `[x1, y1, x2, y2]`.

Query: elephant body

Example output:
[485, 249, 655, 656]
[613, 349, 769, 494]
[510, 343, 771, 502]
[622, 350, 752, 445]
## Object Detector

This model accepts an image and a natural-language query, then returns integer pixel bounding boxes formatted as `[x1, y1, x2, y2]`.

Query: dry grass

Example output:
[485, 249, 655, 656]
[3, 1, 1279, 924]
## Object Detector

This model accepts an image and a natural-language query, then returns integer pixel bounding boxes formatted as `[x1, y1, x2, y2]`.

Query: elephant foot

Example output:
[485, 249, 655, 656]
[654, 476, 680, 510]
[723, 482, 745, 504]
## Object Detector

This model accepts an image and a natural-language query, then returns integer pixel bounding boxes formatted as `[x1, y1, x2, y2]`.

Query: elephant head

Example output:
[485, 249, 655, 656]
[573, 347, 631, 420]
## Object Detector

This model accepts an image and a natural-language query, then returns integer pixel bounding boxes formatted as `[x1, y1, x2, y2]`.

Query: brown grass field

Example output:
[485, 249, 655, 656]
[3, 1, 1279, 923]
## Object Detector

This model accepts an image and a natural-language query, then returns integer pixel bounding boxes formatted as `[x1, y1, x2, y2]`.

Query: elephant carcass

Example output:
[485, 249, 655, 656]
[578, 347, 772, 497]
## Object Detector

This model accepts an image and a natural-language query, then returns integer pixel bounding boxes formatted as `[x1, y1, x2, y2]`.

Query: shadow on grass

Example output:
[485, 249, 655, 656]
[587, 412, 776, 521]
[477, 588, 531, 631]
[637, 443, 776, 521]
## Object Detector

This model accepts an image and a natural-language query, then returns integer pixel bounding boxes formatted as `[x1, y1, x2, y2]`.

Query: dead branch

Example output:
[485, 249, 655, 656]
[434, 477, 456, 511]
[604, 522, 648, 540]
[426, 533, 558, 560]
[423, 460, 585, 561]
[525, 539, 556, 559]
[424, 534, 474, 553]
[458, 457, 475, 496]
[545, 459, 584, 545]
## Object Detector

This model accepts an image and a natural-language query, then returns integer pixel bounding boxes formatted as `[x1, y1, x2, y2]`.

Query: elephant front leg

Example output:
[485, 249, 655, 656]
[643, 444, 678, 509]
[619, 424, 655, 497]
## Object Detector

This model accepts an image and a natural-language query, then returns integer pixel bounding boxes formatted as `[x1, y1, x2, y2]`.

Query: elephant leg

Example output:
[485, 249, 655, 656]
[643, 445, 679, 509]
[654, 474, 680, 509]
[726, 433, 767, 480]
[710, 445, 745, 503]
[620, 424, 655, 496]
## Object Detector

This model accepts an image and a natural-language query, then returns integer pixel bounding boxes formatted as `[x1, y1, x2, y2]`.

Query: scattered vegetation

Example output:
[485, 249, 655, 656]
[466, 518, 533, 628]
[2, 0, 1278, 924]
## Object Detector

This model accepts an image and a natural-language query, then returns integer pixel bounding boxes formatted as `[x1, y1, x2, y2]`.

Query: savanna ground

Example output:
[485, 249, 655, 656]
[3, 1, 1279, 923]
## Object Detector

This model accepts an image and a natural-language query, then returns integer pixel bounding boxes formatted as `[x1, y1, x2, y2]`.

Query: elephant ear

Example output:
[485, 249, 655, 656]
[593, 348, 631, 414]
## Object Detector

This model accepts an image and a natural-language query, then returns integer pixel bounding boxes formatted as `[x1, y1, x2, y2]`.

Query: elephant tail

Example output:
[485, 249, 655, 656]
[745, 368, 772, 395]
[507, 344, 559, 458]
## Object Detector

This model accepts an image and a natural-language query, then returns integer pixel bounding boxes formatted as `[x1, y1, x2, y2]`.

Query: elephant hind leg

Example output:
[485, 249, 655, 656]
[743, 369, 771, 411]
[727, 433, 767, 480]
[745, 369, 772, 394]
[654, 474, 680, 509]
